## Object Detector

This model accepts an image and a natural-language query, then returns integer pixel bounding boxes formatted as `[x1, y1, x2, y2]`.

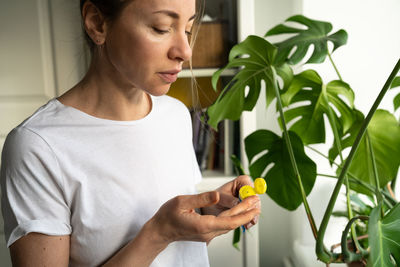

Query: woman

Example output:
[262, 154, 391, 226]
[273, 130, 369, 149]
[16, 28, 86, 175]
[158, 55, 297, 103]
[0, 0, 261, 266]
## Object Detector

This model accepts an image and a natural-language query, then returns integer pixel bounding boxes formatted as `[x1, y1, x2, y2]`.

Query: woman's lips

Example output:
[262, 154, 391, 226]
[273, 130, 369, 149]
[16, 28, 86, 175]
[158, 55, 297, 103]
[158, 71, 180, 83]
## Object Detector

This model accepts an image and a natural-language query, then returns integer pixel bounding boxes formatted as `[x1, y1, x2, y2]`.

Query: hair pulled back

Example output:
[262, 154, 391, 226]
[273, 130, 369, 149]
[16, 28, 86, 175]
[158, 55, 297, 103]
[80, 0, 204, 52]
[80, 0, 131, 50]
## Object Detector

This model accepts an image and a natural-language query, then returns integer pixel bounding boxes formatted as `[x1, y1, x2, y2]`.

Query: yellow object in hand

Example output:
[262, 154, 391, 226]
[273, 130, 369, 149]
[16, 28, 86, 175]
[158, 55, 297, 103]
[254, 177, 267, 194]
[239, 178, 267, 200]
[239, 185, 256, 200]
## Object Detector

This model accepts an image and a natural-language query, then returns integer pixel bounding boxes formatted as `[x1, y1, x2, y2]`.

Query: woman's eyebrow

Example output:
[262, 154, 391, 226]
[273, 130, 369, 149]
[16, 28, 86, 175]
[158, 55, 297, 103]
[153, 10, 197, 21]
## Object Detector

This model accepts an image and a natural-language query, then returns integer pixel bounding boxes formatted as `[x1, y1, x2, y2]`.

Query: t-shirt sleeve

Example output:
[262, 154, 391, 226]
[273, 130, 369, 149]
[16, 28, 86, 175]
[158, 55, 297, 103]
[191, 146, 202, 185]
[0, 127, 71, 247]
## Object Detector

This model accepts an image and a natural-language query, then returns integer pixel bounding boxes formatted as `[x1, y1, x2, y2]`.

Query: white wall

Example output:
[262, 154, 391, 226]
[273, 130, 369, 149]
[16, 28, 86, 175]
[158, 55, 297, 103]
[302, 0, 400, 114]
[0, 1, 85, 266]
[253, 0, 400, 266]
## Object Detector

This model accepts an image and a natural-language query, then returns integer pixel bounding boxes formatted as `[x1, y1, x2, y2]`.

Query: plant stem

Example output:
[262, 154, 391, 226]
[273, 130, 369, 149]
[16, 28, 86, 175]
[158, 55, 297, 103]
[328, 51, 343, 81]
[390, 176, 397, 194]
[317, 173, 394, 208]
[315, 58, 400, 263]
[270, 67, 319, 240]
[321, 84, 361, 253]
[340, 216, 369, 262]
[308, 145, 397, 205]
[386, 184, 397, 201]
[366, 131, 383, 204]
[365, 131, 385, 218]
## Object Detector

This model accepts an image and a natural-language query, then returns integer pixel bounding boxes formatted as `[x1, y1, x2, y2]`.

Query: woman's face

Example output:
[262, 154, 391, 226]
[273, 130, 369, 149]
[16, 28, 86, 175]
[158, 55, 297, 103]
[104, 0, 196, 96]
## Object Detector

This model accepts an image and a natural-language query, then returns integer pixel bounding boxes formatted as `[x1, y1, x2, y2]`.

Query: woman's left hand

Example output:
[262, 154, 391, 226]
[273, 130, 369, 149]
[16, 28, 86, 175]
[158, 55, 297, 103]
[201, 175, 261, 230]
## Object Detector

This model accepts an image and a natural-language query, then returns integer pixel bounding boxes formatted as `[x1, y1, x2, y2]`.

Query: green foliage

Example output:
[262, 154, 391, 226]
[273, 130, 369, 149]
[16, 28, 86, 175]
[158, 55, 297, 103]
[232, 227, 241, 251]
[206, 35, 293, 129]
[206, 13, 400, 264]
[330, 110, 400, 195]
[390, 76, 400, 111]
[368, 202, 400, 266]
[333, 193, 374, 248]
[245, 130, 316, 210]
[281, 70, 354, 144]
[265, 15, 348, 64]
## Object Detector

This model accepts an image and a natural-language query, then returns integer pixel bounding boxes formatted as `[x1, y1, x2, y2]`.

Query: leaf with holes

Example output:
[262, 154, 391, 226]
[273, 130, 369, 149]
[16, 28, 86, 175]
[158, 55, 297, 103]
[281, 69, 354, 144]
[390, 76, 400, 111]
[368, 202, 400, 266]
[206, 35, 293, 129]
[265, 15, 347, 64]
[330, 110, 400, 195]
[245, 130, 316, 211]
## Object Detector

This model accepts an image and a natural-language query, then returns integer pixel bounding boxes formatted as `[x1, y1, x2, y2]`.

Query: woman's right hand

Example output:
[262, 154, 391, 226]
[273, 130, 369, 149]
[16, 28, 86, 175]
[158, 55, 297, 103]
[147, 191, 261, 245]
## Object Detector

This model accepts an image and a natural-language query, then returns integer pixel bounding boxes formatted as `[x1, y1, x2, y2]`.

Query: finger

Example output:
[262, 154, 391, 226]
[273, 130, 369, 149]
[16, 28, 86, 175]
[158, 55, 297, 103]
[245, 199, 261, 229]
[219, 195, 260, 217]
[233, 175, 254, 196]
[217, 192, 240, 209]
[245, 215, 259, 230]
[236, 175, 254, 186]
[210, 207, 261, 232]
[179, 191, 219, 210]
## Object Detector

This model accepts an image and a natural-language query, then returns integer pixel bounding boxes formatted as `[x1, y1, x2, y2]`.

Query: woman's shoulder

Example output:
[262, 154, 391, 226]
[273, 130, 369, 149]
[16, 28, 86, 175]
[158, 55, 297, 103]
[16, 98, 64, 130]
[3, 99, 64, 156]
[154, 95, 192, 119]
[155, 94, 188, 110]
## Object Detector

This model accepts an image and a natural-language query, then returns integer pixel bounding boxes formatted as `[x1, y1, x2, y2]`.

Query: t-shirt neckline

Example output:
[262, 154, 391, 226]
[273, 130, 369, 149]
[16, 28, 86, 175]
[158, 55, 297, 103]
[52, 94, 156, 126]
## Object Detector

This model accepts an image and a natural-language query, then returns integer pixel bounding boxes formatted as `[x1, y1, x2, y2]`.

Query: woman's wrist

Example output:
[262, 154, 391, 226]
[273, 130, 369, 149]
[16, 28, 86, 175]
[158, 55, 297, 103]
[142, 216, 171, 249]
[102, 219, 170, 267]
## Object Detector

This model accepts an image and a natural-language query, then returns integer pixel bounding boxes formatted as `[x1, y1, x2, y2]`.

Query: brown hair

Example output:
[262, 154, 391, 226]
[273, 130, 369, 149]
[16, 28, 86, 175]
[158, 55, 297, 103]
[79, 0, 205, 110]
[79, 0, 205, 52]
[79, 0, 132, 50]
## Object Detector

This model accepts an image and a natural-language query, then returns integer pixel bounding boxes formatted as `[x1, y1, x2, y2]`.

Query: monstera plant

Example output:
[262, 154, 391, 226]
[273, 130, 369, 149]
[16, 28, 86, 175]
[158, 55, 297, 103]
[207, 15, 400, 266]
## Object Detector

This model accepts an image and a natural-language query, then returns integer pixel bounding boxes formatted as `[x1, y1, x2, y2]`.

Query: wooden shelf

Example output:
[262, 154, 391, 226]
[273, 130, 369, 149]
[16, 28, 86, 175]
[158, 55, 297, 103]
[178, 68, 237, 78]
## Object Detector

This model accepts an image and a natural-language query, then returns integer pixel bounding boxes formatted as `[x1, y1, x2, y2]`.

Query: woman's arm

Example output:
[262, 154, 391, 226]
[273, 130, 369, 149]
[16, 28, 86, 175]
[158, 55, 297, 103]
[9, 191, 259, 267]
[104, 191, 259, 266]
[10, 233, 70, 267]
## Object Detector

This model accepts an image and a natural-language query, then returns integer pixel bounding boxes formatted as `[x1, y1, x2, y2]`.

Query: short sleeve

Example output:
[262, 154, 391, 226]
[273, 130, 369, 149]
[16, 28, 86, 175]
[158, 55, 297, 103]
[1, 127, 71, 247]
[191, 146, 202, 185]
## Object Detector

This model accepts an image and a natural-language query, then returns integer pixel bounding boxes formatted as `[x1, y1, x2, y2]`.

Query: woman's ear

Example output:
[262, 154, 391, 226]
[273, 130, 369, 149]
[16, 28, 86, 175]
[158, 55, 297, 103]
[81, 1, 107, 45]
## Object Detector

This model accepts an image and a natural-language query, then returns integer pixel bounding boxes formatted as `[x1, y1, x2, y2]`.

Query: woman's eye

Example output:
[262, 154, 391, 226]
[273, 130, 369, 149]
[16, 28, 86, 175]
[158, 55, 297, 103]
[185, 31, 192, 37]
[152, 27, 169, 34]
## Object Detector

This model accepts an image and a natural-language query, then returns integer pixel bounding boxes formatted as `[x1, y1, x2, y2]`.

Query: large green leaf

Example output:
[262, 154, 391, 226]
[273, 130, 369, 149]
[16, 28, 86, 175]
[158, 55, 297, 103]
[368, 202, 400, 266]
[281, 69, 355, 144]
[330, 110, 400, 195]
[265, 15, 348, 64]
[329, 110, 365, 164]
[390, 76, 400, 111]
[245, 130, 316, 211]
[206, 35, 293, 129]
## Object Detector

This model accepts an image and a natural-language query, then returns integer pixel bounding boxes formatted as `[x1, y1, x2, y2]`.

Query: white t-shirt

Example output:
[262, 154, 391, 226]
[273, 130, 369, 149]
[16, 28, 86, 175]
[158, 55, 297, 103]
[1, 95, 209, 267]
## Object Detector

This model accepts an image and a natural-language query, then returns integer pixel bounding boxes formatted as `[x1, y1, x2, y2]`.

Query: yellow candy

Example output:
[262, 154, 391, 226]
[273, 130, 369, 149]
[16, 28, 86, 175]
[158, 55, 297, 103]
[239, 185, 256, 200]
[254, 178, 267, 194]
[239, 178, 267, 200]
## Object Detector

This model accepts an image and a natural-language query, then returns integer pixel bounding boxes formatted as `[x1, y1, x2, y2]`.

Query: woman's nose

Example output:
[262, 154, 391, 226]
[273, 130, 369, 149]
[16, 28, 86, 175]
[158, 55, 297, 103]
[168, 32, 192, 62]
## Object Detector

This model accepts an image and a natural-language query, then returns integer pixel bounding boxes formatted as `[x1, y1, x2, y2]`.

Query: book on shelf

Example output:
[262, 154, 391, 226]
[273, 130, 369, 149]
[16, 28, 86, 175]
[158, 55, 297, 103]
[191, 110, 225, 174]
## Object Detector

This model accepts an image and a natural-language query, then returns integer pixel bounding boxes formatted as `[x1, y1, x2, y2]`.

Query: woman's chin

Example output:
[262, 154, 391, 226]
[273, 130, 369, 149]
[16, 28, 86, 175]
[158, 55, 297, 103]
[146, 85, 172, 97]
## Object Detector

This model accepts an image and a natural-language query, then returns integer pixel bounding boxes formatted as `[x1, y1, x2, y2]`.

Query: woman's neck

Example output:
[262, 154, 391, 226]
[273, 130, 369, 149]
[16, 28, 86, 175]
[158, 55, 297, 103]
[58, 57, 152, 121]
